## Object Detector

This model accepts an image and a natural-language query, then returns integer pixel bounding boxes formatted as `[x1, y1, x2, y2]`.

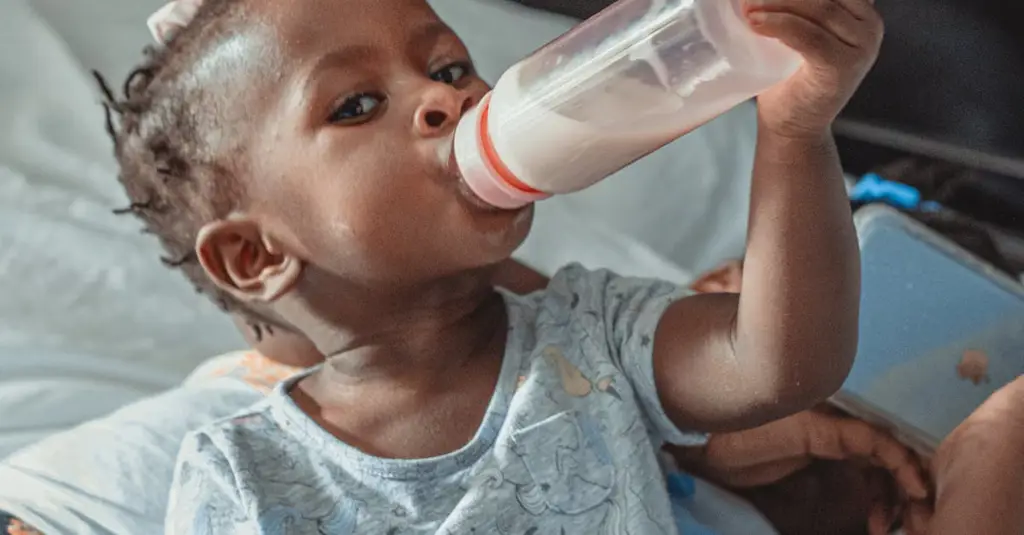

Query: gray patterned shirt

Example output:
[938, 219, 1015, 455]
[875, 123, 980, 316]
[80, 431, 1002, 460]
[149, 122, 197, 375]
[166, 264, 709, 534]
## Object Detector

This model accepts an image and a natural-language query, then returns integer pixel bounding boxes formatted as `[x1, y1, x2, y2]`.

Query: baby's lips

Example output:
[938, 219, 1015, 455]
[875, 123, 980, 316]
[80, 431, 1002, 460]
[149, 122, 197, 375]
[442, 135, 505, 212]
[437, 135, 455, 177]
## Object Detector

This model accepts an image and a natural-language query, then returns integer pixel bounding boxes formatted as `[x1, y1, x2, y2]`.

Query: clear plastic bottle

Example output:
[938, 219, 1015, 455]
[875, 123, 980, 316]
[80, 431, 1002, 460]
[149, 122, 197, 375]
[453, 0, 801, 209]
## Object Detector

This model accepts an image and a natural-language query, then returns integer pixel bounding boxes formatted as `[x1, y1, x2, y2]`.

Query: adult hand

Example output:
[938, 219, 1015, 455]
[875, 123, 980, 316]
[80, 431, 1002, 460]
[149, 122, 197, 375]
[668, 406, 930, 534]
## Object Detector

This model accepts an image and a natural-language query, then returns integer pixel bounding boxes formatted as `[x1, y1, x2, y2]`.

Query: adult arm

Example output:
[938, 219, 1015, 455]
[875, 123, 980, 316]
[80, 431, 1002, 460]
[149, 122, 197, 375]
[930, 450, 1024, 535]
[928, 376, 1024, 535]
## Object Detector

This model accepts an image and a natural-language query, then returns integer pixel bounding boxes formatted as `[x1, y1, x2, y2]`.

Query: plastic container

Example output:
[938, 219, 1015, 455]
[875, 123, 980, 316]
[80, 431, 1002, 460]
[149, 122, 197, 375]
[453, 0, 801, 209]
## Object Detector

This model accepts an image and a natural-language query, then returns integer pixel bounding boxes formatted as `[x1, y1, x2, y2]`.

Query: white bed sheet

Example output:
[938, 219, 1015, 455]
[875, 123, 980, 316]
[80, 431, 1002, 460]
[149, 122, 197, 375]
[0, 0, 754, 458]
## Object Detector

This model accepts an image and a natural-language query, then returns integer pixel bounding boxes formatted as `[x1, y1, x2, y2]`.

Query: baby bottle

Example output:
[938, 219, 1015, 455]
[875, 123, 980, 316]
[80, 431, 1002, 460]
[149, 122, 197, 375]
[452, 0, 801, 209]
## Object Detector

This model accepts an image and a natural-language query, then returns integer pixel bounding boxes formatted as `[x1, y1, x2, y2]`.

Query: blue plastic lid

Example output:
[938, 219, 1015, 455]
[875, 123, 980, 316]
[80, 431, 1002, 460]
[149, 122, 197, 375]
[850, 173, 922, 210]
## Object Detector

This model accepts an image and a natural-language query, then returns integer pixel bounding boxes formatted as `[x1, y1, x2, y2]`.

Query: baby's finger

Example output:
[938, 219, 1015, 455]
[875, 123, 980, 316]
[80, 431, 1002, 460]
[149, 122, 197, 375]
[833, 0, 882, 23]
[746, 0, 863, 48]
[832, 0, 885, 51]
[745, 11, 844, 65]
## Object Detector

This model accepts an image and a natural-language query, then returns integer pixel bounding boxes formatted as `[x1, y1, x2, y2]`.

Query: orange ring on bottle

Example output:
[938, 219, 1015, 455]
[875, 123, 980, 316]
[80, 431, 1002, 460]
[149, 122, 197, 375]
[478, 96, 544, 195]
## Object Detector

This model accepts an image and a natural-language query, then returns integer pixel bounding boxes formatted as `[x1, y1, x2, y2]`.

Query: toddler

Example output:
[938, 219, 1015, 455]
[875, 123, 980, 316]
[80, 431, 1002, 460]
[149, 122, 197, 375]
[98, 0, 881, 532]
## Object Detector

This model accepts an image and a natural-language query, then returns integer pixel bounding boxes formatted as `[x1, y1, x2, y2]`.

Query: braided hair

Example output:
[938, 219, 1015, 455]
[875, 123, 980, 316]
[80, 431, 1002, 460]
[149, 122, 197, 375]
[94, 0, 279, 339]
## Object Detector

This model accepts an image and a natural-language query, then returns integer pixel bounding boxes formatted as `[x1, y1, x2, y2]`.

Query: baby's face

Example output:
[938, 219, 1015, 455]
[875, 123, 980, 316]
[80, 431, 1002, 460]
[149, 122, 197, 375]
[225, 0, 532, 287]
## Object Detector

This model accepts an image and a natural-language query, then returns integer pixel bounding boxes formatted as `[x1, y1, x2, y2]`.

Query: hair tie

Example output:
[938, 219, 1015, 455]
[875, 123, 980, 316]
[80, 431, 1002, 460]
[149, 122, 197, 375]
[147, 0, 203, 44]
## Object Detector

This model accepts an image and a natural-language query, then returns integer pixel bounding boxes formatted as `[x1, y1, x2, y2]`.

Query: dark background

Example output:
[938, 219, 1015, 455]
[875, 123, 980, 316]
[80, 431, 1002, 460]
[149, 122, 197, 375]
[512, 0, 1024, 173]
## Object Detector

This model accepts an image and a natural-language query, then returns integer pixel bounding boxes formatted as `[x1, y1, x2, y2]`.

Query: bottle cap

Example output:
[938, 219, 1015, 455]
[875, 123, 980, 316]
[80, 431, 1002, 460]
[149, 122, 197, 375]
[453, 93, 551, 210]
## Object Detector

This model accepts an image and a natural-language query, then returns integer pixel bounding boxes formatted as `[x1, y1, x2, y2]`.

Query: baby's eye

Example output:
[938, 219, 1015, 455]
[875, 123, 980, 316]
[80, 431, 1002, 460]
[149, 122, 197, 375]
[430, 62, 473, 86]
[328, 92, 385, 125]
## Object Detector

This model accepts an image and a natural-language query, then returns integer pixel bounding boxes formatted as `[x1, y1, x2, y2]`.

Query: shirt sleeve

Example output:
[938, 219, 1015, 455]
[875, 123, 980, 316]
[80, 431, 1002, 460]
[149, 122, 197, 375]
[553, 264, 707, 447]
[166, 432, 250, 535]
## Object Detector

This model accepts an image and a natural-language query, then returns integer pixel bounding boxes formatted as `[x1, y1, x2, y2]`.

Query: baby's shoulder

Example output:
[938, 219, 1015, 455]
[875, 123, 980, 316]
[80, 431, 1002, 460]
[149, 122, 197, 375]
[542, 262, 617, 297]
[506, 264, 615, 351]
[517, 263, 621, 317]
[178, 400, 284, 464]
[513, 263, 684, 328]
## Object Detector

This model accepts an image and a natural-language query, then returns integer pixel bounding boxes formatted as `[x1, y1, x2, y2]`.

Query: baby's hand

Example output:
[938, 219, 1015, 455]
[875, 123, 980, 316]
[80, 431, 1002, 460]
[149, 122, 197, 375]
[744, 0, 884, 139]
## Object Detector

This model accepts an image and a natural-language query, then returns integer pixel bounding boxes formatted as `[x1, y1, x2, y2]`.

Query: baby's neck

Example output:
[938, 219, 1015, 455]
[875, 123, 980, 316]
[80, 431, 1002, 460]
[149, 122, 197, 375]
[292, 286, 509, 459]
[325, 290, 505, 384]
[294, 267, 506, 385]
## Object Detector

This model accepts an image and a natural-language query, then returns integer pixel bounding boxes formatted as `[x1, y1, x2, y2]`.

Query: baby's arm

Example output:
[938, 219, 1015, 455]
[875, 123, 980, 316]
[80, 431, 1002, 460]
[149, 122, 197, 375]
[654, 134, 858, 431]
[651, 0, 883, 432]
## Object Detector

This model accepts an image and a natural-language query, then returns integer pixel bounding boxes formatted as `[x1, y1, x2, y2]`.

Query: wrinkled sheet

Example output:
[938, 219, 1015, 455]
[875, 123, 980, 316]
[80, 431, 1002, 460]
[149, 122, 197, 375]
[0, 0, 754, 458]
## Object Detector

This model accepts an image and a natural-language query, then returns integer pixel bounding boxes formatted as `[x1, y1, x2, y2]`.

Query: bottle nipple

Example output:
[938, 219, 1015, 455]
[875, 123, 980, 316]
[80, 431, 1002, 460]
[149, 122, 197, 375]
[452, 93, 551, 210]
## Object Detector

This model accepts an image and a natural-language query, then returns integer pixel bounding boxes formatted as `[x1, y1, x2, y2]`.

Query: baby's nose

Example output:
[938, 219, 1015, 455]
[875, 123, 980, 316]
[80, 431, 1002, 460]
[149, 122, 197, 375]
[414, 87, 474, 137]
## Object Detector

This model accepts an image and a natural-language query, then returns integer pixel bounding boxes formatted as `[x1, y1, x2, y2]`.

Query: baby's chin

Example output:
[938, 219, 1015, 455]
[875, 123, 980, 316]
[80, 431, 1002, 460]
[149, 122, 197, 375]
[455, 203, 534, 267]
[487, 203, 534, 251]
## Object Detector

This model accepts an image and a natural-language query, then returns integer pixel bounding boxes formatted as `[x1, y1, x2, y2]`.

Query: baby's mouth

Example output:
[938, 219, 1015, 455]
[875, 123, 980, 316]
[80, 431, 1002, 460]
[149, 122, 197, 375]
[441, 139, 502, 212]
[456, 174, 499, 212]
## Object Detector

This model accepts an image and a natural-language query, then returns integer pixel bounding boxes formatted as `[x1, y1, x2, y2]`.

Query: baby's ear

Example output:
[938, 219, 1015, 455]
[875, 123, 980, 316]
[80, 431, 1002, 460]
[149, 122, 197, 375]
[195, 218, 302, 303]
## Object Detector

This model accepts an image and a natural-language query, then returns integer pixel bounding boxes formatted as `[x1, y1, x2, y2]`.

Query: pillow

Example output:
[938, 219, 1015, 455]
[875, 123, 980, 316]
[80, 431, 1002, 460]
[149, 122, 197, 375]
[0, 0, 244, 457]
